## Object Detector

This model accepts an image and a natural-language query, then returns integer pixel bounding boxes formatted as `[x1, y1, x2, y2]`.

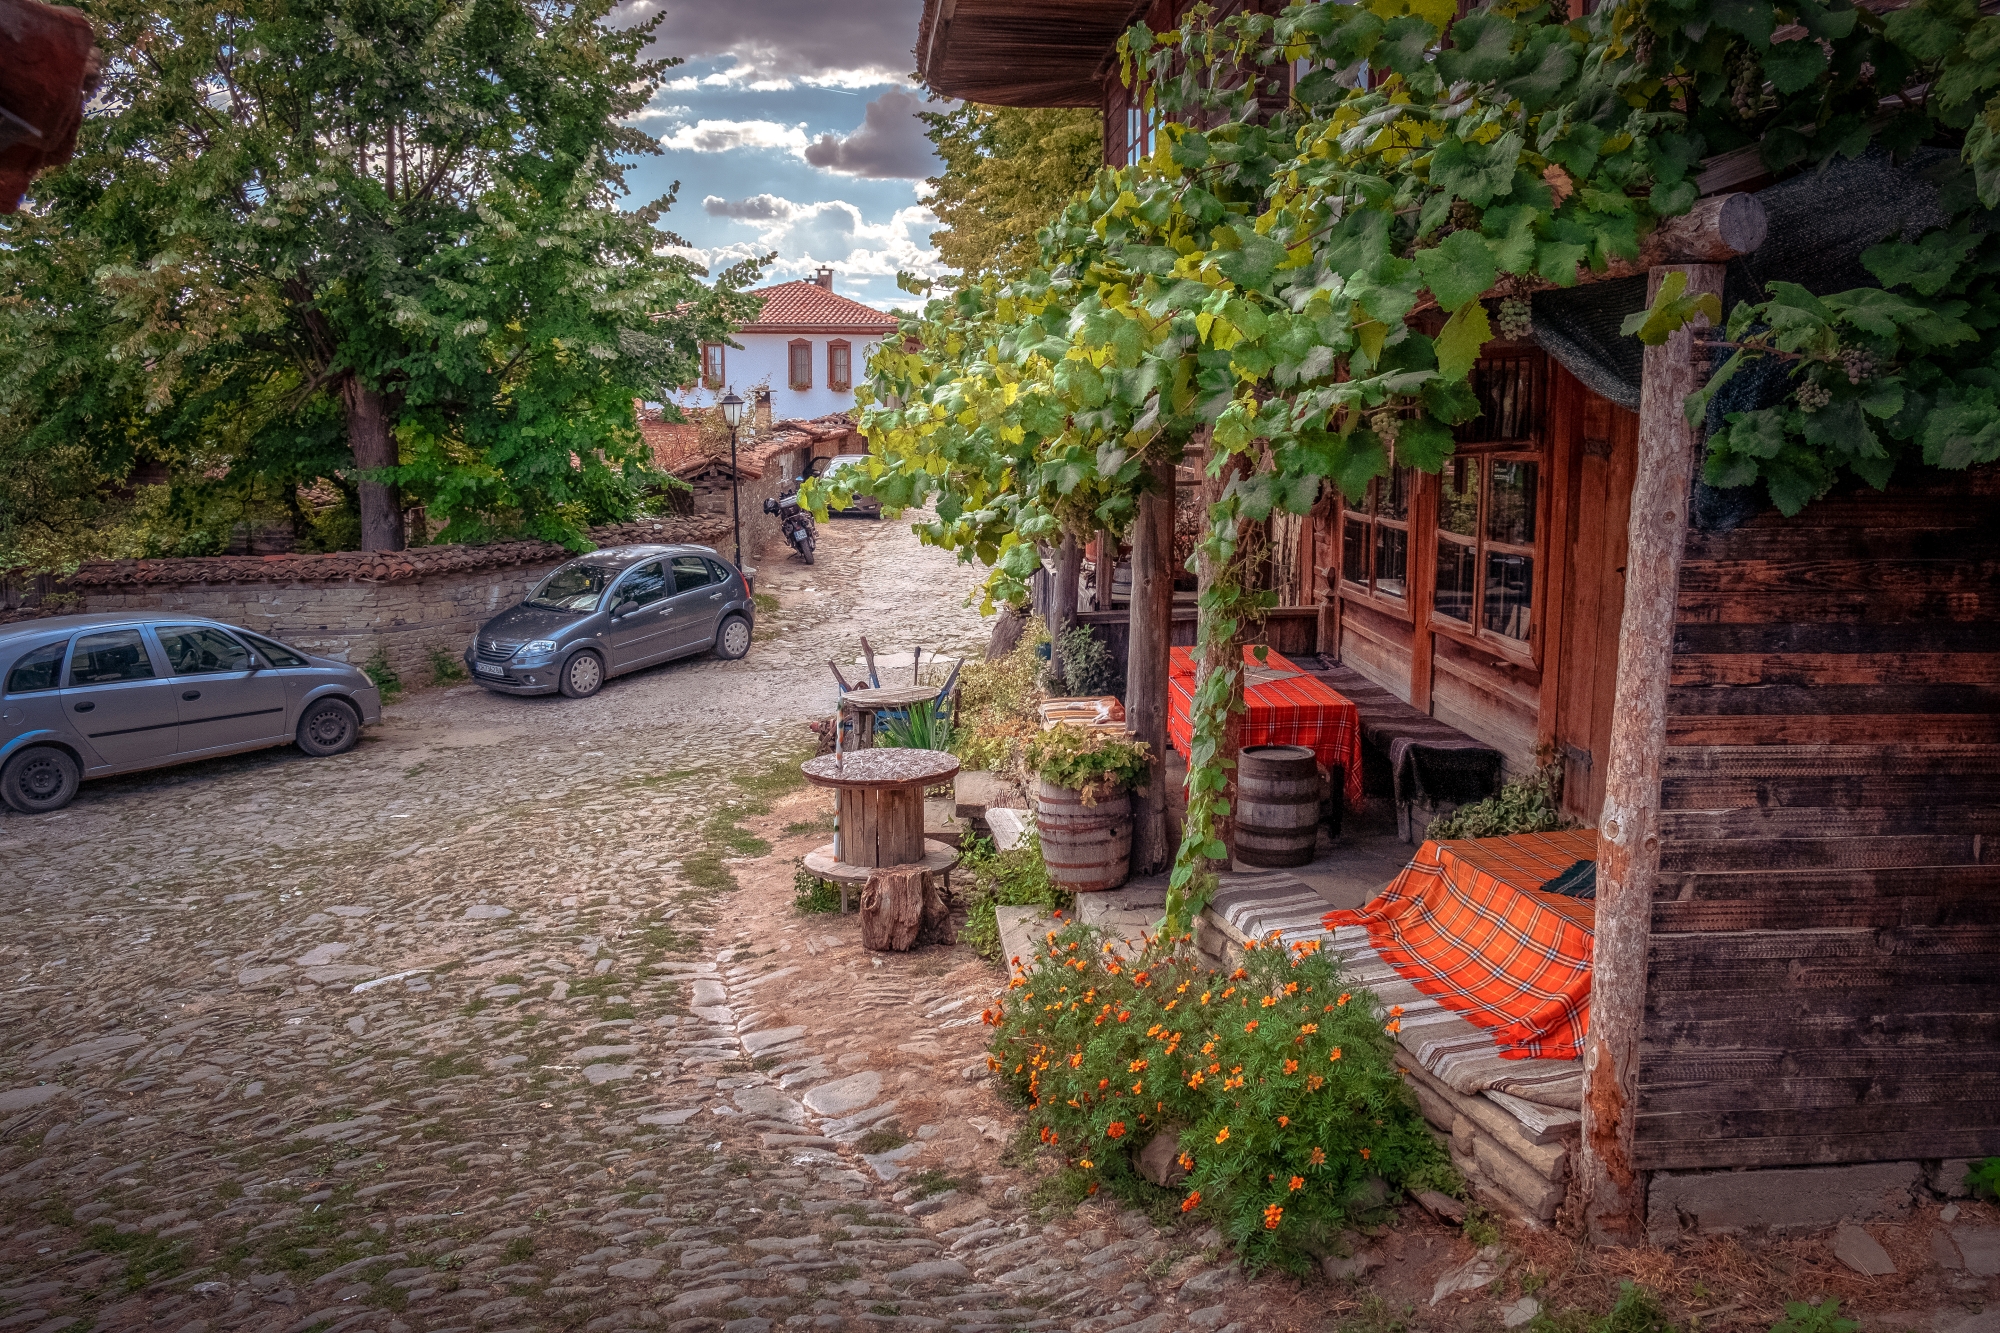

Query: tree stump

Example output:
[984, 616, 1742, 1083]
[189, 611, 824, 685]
[918, 873, 954, 947]
[861, 864, 929, 951]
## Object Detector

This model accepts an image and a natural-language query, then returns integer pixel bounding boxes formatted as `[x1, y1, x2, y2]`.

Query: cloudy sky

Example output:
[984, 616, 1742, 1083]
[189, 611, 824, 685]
[616, 0, 943, 311]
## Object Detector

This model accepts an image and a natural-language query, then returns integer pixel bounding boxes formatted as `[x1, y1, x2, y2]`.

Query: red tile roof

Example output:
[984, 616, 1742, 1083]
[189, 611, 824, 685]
[740, 281, 901, 334]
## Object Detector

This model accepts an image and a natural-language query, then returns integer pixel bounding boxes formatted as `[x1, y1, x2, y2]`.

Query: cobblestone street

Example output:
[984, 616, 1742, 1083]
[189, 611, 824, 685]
[0, 520, 1307, 1333]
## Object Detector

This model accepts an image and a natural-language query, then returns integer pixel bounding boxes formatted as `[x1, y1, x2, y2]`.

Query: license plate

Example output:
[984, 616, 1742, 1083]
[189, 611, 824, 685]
[474, 662, 505, 678]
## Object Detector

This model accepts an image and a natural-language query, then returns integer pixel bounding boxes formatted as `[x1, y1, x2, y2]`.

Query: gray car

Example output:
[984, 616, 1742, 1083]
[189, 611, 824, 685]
[0, 612, 383, 815]
[465, 544, 755, 698]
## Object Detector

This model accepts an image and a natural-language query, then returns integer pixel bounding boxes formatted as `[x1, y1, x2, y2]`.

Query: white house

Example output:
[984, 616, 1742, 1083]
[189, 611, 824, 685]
[677, 269, 900, 422]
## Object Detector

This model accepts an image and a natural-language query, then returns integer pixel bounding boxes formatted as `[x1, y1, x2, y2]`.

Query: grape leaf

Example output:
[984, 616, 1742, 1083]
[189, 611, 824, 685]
[1435, 299, 1494, 380]
[1415, 230, 1499, 311]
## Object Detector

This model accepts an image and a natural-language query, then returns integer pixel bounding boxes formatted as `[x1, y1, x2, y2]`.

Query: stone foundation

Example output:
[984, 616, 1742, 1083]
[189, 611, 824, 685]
[1646, 1161, 1924, 1244]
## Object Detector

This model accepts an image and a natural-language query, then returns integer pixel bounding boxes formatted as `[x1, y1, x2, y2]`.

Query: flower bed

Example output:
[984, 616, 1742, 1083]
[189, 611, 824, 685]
[986, 921, 1455, 1273]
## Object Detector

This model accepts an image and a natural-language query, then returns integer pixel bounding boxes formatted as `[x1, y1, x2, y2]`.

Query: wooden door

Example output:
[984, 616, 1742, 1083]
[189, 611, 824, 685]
[1552, 373, 1639, 823]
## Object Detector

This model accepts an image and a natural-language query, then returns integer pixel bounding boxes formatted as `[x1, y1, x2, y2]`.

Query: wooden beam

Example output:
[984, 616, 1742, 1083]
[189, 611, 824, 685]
[1575, 263, 1723, 1244]
[1052, 530, 1082, 684]
[1128, 456, 1177, 875]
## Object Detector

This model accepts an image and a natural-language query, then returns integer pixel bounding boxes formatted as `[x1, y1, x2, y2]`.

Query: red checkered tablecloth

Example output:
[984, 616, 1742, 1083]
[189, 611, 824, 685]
[1166, 645, 1364, 810]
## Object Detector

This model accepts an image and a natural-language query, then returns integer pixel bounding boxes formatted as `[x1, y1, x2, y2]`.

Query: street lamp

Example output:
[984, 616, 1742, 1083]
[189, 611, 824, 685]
[720, 391, 746, 570]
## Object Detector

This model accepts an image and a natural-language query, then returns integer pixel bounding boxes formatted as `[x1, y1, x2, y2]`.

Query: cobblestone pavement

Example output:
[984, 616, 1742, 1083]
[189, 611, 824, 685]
[0, 520, 1307, 1333]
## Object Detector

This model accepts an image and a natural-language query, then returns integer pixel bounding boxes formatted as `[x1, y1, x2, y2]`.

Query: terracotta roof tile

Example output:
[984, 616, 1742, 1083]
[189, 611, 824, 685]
[741, 281, 900, 333]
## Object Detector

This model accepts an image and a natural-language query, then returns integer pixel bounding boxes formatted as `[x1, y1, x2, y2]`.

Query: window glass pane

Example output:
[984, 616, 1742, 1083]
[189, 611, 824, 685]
[158, 626, 253, 675]
[1484, 552, 1534, 641]
[1487, 459, 1538, 545]
[617, 561, 669, 608]
[529, 561, 613, 612]
[1341, 518, 1368, 585]
[789, 344, 811, 387]
[1378, 466, 1410, 522]
[239, 631, 309, 668]
[1374, 526, 1407, 599]
[830, 344, 851, 388]
[1435, 537, 1476, 622]
[1439, 456, 1480, 537]
[69, 629, 155, 684]
[5, 641, 64, 694]
[670, 555, 717, 592]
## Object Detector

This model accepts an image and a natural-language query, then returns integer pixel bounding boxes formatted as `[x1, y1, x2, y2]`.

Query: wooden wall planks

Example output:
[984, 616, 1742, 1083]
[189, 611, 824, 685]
[1636, 466, 2000, 1172]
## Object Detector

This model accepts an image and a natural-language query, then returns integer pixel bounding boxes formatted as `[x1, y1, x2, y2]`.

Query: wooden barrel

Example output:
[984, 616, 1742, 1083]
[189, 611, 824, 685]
[1034, 778, 1131, 892]
[1236, 745, 1320, 868]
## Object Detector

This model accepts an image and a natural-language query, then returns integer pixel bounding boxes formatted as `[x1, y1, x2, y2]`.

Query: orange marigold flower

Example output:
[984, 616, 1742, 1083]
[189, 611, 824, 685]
[1360, 1147, 1372, 1159]
[1132, 1081, 1143, 1094]
[1244, 1020, 1259, 1033]
[1201, 1039, 1216, 1055]
[1232, 968, 1249, 980]
[1390, 1005, 1405, 1016]
[1130, 1058, 1148, 1072]
[1069, 1052, 1083, 1068]
[1146, 1024, 1162, 1038]
[1307, 1074, 1325, 1092]
[1261, 995, 1277, 1008]
[1199, 991, 1212, 1005]
[1284, 981, 1299, 995]
[1079, 1157, 1094, 1168]
[1310, 1146, 1326, 1165]
[1187, 1071, 1205, 1089]
[1177, 980, 1190, 994]
[1107, 1121, 1126, 1139]
[1290, 1175, 1305, 1192]
[1118, 1011, 1131, 1022]
[1209, 1061, 1221, 1073]
[1300, 1022, 1319, 1034]
[1178, 1151, 1194, 1170]
[1263, 1203, 1283, 1230]
[1182, 1191, 1202, 1213]
[1283, 1059, 1298, 1074]
[1385, 1020, 1401, 1034]
[1098, 1078, 1110, 1090]
[1278, 1114, 1290, 1127]
[1215, 1126, 1231, 1144]
[1330, 1047, 1343, 1061]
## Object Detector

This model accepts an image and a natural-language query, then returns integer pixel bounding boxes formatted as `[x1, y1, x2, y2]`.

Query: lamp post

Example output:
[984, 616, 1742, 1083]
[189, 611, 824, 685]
[720, 391, 746, 570]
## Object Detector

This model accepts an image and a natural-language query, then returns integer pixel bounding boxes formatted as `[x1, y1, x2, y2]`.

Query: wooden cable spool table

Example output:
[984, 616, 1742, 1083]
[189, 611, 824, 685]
[838, 683, 945, 748]
[800, 747, 961, 912]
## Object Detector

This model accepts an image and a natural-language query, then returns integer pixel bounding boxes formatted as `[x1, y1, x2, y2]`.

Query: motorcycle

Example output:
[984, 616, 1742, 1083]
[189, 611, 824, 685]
[763, 492, 818, 565]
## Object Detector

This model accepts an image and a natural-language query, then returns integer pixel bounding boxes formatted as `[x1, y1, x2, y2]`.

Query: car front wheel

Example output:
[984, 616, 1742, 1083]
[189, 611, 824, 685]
[0, 746, 80, 814]
[559, 650, 605, 698]
[297, 698, 361, 757]
[713, 615, 752, 660]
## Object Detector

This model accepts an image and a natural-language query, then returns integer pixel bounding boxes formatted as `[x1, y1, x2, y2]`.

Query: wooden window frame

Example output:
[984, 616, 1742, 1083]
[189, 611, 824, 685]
[787, 338, 813, 391]
[827, 339, 852, 393]
[1336, 465, 1416, 623]
[699, 342, 724, 390]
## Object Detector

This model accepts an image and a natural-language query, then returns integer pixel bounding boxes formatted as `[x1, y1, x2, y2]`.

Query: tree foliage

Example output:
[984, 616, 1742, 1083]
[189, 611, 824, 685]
[0, 0, 764, 567]
[816, 0, 1995, 926]
[921, 103, 1104, 278]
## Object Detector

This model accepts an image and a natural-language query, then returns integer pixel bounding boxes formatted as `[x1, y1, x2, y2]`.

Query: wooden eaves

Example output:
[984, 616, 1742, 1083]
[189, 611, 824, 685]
[917, 0, 1152, 106]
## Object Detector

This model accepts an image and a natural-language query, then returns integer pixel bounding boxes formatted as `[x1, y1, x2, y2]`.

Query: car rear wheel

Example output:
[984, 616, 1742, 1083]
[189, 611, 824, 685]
[297, 698, 361, 757]
[1, 746, 80, 814]
[559, 650, 604, 698]
[713, 615, 752, 660]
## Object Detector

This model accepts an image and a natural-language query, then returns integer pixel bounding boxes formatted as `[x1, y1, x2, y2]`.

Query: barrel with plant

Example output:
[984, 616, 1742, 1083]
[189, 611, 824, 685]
[1023, 724, 1150, 892]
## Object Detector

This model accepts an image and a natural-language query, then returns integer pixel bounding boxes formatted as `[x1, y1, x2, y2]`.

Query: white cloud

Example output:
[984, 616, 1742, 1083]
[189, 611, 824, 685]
[616, 0, 921, 90]
[678, 192, 945, 303]
[802, 89, 936, 180]
[621, 103, 691, 125]
[657, 118, 808, 155]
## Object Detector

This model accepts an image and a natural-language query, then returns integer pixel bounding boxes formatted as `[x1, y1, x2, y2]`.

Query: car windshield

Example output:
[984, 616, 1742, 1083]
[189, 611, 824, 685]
[528, 562, 616, 612]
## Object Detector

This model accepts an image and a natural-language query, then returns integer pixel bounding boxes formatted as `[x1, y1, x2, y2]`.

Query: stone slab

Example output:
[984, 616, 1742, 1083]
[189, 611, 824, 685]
[985, 808, 1031, 852]
[1833, 1224, 1896, 1276]
[993, 904, 1057, 974]
[801, 1070, 882, 1118]
[1951, 1225, 2000, 1277]
[1647, 1161, 1921, 1243]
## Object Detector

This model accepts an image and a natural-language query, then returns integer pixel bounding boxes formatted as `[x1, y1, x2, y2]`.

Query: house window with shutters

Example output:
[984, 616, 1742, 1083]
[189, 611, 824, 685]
[700, 343, 724, 389]
[828, 340, 852, 393]
[788, 339, 813, 390]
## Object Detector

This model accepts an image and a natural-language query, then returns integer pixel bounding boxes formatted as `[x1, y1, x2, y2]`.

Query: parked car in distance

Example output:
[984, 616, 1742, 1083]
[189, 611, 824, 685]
[0, 613, 383, 815]
[805, 453, 883, 518]
[465, 544, 755, 699]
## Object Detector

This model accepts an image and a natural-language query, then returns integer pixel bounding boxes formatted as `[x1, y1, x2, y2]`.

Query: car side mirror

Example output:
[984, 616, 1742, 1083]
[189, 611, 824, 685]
[613, 599, 640, 619]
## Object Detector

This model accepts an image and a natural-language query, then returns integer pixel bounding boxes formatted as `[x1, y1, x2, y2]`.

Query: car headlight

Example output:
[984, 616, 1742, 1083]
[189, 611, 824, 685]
[515, 640, 559, 659]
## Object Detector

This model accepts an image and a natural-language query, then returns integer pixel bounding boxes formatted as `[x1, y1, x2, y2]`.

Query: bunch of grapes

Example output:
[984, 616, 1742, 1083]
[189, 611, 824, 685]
[1839, 348, 1876, 385]
[1495, 296, 1533, 341]
[1796, 379, 1832, 412]
[1447, 199, 1479, 233]
[1728, 45, 1762, 119]
[1368, 409, 1402, 452]
[1631, 26, 1655, 69]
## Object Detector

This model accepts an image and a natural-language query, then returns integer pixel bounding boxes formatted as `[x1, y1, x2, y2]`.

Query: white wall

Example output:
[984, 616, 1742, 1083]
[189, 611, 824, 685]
[673, 333, 883, 421]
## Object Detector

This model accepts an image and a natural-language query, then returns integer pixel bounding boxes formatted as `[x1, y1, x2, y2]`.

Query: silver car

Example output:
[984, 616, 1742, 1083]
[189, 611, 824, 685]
[464, 543, 756, 698]
[0, 613, 383, 815]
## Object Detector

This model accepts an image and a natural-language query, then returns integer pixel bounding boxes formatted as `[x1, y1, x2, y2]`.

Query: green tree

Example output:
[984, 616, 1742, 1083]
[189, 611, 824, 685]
[0, 0, 763, 561]
[921, 103, 1103, 279]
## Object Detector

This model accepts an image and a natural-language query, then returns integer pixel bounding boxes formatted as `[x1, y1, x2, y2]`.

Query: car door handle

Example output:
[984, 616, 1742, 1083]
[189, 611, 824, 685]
[182, 690, 201, 701]
[73, 701, 95, 713]
[709, 593, 722, 600]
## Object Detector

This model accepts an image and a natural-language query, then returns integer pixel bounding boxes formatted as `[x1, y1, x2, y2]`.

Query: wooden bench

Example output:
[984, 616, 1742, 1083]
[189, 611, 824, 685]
[1301, 659, 1504, 842]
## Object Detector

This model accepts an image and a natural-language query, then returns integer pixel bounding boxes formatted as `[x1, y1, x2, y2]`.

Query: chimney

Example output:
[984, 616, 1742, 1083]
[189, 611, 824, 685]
[814, 266, 834, 291]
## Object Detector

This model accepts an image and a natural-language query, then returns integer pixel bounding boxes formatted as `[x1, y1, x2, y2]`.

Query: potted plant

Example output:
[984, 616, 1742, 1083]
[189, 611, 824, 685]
[1021, 723, 1150, 892]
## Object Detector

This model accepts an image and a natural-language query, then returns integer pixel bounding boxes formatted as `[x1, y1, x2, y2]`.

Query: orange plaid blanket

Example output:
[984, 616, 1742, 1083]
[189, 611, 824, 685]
[1167, 646, 1365, 809]
[1321, 830, 1598, 1060]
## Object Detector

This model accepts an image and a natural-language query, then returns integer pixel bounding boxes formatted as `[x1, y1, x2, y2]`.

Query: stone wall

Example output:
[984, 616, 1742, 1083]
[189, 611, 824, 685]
[57, 515, 733, 688]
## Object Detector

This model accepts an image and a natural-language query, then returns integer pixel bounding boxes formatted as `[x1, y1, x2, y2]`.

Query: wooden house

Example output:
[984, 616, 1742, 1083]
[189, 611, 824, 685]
[919, 0, 2000, 1241]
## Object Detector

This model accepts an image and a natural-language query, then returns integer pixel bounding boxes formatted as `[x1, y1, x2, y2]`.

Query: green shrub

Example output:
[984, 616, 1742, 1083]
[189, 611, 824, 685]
[428, 646, 467, 686]
[363, 647, 403, 703]
[986, 921, 1451, 1274]
[1021, 723, 1150, 804]
[1965, 1156, 2000, 1201]
[1428, 758, 1569, 840]
[1053, 623, 1119, 696]
[878, 699, 955, 751]
[951, 619, 1046, 772]
[1766, 1299, 1857, 1333]
[959, 831, 1072, 961]
[793, 868, 843, 915]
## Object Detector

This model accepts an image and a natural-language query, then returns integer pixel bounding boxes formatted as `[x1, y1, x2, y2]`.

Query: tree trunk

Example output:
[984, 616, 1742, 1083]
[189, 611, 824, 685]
[1127, 456, 1177, 876]
[1195, 450, 1250, 865]
[1573, 263, 1719, 1244]
[987, 603, 1026, 662]
[343, 378, 405, 552]
[1050, 530, 1082, 688]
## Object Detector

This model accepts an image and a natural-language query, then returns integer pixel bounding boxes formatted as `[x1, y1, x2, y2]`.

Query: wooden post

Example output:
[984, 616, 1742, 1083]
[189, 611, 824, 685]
[1575, 263, 1721, 1243]
[1051, 530, 1082, 685]
[1096, 528, 1116, 610]
[1195, 451, 1251, 863]
[1128, 455, 1176, 875]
